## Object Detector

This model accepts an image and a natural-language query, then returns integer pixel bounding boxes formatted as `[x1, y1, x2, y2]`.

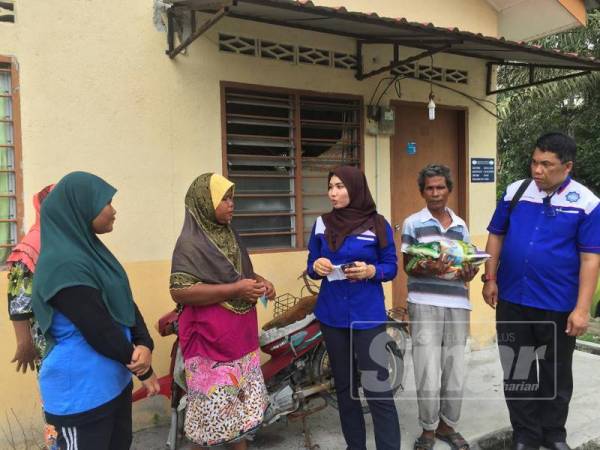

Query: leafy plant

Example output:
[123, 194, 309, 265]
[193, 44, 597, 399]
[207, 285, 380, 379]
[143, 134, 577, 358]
[497, 10, 600, 197]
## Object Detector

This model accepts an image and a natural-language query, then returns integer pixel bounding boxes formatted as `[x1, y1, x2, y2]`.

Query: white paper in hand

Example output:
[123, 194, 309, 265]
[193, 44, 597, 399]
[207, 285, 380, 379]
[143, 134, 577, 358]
[327, 265, 347, 282]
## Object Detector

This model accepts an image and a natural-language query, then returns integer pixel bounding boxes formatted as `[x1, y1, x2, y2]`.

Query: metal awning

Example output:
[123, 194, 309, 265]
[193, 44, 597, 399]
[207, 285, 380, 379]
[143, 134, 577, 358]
[164, 0, 600, 94]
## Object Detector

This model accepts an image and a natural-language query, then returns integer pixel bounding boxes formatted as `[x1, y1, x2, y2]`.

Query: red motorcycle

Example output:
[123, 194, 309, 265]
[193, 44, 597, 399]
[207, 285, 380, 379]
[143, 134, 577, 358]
[133, 284, 408, 450]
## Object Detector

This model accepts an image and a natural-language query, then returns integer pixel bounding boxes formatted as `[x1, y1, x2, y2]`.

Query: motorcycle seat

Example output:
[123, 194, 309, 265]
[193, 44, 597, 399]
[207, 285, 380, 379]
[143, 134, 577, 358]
[259, 313, 317, 347]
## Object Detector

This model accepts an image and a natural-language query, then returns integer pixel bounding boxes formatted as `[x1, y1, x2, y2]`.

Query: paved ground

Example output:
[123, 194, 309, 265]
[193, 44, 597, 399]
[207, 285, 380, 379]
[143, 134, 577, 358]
[133, 347, 600, 450]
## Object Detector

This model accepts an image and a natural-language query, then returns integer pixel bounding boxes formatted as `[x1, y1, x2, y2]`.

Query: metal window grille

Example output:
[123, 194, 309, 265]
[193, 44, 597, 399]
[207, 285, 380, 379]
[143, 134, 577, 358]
[0, 1, 15, 23]
[223, 86, 362, 250]
[0, 59, 21, 263]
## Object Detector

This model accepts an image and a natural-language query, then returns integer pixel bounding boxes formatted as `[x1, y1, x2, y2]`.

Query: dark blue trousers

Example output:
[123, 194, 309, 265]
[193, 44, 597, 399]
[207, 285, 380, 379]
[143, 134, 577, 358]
[321, 323, 401, 450]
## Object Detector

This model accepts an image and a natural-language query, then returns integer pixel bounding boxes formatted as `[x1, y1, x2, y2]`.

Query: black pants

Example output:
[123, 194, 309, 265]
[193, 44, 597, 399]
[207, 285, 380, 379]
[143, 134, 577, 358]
[54, 384, 133, 450]
[496, 300, 576, 447]
[321, 323, 401, 450]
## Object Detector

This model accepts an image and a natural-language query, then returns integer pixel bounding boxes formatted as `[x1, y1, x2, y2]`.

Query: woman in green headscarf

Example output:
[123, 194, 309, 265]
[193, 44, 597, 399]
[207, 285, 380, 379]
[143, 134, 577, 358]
[170, 173, 276, 450]
[32, 171, 160, 450]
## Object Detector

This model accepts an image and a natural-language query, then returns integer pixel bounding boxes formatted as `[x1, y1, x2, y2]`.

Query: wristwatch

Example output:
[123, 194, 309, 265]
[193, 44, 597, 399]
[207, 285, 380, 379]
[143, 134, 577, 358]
[481, 273, 496, 283]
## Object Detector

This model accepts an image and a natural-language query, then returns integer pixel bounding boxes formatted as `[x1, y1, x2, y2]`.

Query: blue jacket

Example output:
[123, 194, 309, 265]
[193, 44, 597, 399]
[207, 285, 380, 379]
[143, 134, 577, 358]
[306, 216, 397, 329]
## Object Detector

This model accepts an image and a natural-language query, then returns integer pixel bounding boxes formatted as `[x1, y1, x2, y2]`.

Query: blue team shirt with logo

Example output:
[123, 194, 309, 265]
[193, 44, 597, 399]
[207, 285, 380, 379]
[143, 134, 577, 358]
[488, 177, 600, 312]
[306, 216, 397, 328]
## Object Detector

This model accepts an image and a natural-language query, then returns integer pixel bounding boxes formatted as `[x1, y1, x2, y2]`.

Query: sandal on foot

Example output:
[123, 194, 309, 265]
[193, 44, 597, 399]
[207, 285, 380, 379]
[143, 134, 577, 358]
[414, 436, 436, 450]
[435, 432, 470, 450]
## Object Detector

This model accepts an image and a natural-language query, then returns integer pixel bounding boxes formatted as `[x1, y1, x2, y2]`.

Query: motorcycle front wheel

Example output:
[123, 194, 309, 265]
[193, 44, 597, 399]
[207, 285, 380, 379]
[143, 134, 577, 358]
[311, 334, 406, 415]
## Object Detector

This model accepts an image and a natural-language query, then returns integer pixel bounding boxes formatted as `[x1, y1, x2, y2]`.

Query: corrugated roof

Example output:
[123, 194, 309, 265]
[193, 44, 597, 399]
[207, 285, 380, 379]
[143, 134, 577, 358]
[171, 0, 600, 70]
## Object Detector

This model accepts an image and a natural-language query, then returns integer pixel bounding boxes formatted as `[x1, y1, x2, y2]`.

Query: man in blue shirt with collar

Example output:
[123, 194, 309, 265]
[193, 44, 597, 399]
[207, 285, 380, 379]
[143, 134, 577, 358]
[483, 133, 600, 450]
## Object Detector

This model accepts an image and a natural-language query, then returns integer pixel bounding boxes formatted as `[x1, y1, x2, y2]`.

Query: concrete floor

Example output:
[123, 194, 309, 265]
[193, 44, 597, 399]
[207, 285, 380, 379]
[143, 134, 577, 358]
[132, 347, 600, 450]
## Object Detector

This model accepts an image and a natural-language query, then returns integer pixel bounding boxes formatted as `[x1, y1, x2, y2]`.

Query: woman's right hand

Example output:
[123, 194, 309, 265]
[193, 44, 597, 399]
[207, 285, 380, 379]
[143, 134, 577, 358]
[313, 258, 334, 276]
[235, 279, 266, 303]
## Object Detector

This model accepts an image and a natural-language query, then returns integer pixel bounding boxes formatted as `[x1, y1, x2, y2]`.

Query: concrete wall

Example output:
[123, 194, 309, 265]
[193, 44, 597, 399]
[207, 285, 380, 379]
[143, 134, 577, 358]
[0, 0, 500, 445]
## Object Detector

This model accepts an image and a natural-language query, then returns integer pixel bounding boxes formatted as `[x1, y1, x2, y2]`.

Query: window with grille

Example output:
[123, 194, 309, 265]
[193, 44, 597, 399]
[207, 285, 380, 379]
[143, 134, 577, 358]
[0, 58, 22, 263]
[0, 1, 15, 23]
[222, 85, 362, 250]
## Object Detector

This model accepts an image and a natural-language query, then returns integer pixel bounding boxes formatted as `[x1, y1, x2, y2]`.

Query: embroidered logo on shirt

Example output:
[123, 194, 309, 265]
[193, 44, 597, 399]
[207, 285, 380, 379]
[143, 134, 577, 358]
[566, 191, 580, 203]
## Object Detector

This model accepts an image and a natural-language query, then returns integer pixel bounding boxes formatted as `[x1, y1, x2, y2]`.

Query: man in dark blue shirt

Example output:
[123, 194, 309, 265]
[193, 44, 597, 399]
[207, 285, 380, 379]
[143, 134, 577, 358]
[482, 133, 600, 450]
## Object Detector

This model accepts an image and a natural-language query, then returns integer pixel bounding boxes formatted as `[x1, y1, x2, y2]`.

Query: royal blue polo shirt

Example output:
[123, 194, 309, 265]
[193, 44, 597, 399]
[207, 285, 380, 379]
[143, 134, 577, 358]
[488, 177, 600, 312]
[306, 217, 397, 329]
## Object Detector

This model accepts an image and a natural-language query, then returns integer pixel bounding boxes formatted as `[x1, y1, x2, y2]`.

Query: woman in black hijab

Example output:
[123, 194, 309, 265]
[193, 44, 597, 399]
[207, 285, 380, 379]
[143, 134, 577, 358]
[306, 166, 401, 450]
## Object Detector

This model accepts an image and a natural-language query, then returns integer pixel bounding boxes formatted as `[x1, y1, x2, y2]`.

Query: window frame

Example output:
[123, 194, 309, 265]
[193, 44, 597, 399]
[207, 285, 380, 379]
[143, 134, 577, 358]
[220, 81, 364, 254]
[0, 55, 24, 265]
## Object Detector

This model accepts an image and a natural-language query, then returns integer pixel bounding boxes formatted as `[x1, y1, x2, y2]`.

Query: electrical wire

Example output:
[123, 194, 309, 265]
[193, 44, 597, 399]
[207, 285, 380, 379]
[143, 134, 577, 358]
[374, 75, 409, 106]
[374, 76, 400, 106]
[423, 78, 500, 118]
[394, 78, 402, 98]
[366, 69, 499, 119]
[367, 76, 397, 106]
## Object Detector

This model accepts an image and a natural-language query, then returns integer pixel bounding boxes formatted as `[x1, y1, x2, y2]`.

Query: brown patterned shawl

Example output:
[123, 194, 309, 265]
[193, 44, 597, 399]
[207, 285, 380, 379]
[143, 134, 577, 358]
[170, 173, 255, 314]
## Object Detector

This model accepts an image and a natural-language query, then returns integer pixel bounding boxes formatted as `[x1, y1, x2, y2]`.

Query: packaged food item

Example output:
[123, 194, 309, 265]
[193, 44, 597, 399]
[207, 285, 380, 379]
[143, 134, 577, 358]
[405, 239, 490, 280]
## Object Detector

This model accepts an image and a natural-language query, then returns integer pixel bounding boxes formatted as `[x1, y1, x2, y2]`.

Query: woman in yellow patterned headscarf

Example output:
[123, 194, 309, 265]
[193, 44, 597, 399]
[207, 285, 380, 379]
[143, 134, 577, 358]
[170, 173, 275, 449]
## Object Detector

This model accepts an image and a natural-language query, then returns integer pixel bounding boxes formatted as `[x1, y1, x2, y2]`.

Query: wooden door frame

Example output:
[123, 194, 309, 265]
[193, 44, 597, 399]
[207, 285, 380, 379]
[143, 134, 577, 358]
[388, 100, 469, 308]
[389, 99, 469, 224]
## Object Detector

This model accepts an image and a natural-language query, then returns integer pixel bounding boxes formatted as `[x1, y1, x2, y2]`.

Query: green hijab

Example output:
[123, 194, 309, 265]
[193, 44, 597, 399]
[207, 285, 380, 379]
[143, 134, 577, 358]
[32, 172, 136, 350]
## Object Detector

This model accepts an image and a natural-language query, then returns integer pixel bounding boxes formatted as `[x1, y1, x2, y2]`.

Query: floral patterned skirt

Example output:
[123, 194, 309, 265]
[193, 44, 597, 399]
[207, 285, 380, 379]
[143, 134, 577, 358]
[184, 350, 268, 447]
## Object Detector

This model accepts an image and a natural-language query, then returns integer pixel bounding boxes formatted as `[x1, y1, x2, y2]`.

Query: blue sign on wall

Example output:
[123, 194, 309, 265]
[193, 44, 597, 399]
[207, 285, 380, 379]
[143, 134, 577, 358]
[471, 158, 495, 183]
[406, 141, 417, 155]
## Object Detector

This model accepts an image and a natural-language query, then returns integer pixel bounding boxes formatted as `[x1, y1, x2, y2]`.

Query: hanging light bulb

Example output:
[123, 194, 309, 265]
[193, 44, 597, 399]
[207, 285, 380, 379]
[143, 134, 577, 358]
[427, 54, 436, 121]
[428, 91, 436, 121]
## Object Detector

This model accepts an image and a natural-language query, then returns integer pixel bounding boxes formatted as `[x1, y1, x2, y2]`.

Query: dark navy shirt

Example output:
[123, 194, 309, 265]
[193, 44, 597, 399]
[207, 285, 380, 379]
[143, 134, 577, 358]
[488, 177, 600, 312]
[306, 216, 397, 329]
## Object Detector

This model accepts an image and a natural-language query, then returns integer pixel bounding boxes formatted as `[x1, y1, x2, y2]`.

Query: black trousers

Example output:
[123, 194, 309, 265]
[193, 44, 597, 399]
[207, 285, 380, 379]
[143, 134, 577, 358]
[54, 384, 133, 450]
[321, 323, 401, 450]
[496, 300, 576, 447]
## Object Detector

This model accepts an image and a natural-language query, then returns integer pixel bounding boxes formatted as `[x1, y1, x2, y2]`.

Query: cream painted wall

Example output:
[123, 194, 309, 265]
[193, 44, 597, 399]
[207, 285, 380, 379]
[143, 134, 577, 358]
[0, 0, 500, 445]
[0, 0, 501, 261]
